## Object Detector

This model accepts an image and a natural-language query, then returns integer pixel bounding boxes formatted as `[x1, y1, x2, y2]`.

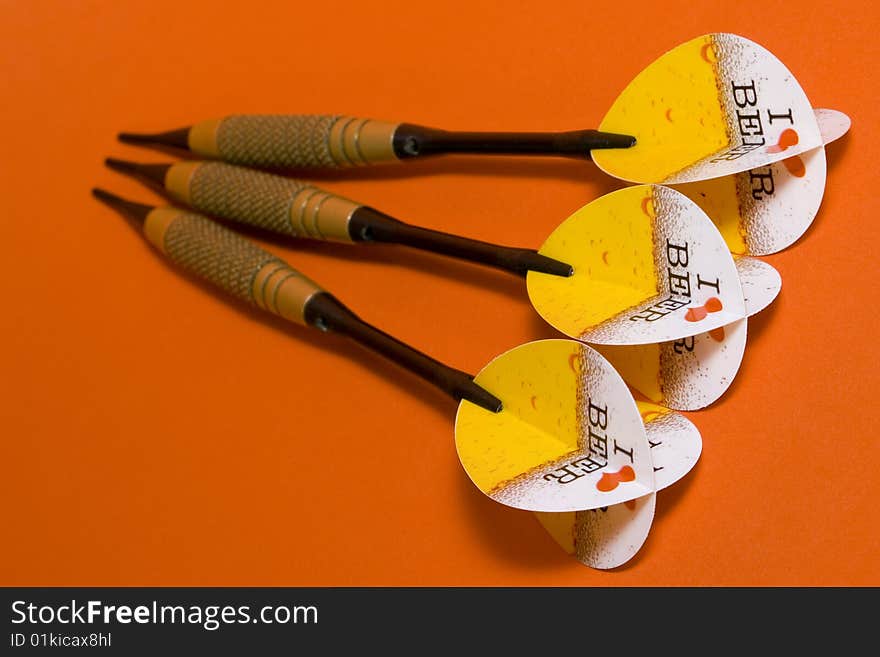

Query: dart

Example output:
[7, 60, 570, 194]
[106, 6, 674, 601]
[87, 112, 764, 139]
[104, 157, 574, 278]
[92, 188, 658, 514]
[105, 158, 750, 350]
[118, 34, 826, 185]
[119, 114, 635, 168]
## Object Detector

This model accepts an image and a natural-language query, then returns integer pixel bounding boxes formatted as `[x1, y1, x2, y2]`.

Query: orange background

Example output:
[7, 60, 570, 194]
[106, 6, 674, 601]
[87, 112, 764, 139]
[1, 0, 877, 586]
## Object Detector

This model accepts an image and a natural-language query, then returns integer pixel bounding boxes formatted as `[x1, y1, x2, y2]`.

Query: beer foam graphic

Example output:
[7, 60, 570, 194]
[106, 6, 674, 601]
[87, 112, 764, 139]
[593, 34, 823, 185]
[534, 403, 701, 569]
[658, 319, 748, 410]
[530, 185, 745, 346]
[674, 109, 850, 255]
[594, 258, 779, 410]
[535, 494, 657, 570]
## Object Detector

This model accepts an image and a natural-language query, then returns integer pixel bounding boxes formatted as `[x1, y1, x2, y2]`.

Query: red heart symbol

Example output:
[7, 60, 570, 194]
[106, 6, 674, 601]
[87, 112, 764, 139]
[767, 128, 799, 154]
[685, 306, 708, 322]
[782, 155, 806, 178]
[596, 465, 636, 492]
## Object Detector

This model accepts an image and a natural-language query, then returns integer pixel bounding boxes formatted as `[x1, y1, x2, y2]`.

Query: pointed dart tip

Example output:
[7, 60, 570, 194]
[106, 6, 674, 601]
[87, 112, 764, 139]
[517, 250, 574, 278]
[105, 157, 133, 172]
[91, 187, 153, 225]
[531, 255, 574, 277]
[117, 127, 191, 150]
[104, 157, 171, 188]
[593, 130, 637, 150]
[117, 131, 146, 145]
[459, 379, 503, 414]
[91, 187, 113, 203]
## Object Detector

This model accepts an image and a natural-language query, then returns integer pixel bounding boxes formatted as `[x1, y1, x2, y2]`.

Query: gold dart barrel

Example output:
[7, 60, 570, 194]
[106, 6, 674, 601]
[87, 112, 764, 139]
[120, 115, 401, 169]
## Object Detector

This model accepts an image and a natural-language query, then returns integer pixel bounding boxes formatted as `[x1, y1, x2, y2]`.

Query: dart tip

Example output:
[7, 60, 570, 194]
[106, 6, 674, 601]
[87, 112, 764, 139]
[460, 380, 504, 414]
[507, 249, 573, 278]
[117, 132, 147, 145]
[91, 187, 153, 225]
[105, 157, 137, 176]
[118, 127, 191, 151]
[590, 130, 637, 150]
[528, 253, 574, 277]
[105, 157, 171, 188]
[556, 129, 636, 158]
[91, 187, 114, 203]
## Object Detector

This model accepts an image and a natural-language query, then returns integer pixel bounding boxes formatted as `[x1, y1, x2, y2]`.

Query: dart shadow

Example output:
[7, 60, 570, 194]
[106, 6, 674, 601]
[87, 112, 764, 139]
[117, 142, 194, 161]
[616, 463, 703, 571]
[456, 474, 575, 570]
[710, 301, 781, 404]
[788, 135, 852, 247]
[742, 295, 779, 346]
[205, 215, 533, 305]
[823, 134, 851, 171]
[117, 172, 535, 305]
[595, 493, 685, 573]
[528, 312, 572, 341]
[653, 461, 700, 526]
[799, 135, 852, 240]
[457, 470, 692, 572]
[140, 241, 470, 422]
[277, 156, 623, 188]
[114, 136, 627, 189]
